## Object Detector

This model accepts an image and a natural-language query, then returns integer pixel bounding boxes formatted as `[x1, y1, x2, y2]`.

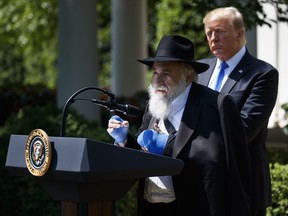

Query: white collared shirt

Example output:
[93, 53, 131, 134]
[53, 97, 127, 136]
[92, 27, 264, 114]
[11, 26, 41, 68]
[208, 46, 246, 91]
[158, 82, 190, 132]
[144, 83, 191, 203]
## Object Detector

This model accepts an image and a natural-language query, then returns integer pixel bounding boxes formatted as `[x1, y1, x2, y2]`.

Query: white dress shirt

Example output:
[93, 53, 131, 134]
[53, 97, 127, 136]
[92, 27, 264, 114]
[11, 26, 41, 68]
[208, 46, 246, 91]
[144, 83, 191, 203]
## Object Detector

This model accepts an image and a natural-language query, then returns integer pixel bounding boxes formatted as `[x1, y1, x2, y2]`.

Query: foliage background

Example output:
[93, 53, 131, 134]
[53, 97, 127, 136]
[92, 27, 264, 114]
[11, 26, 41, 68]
[1, 0, 288, 215]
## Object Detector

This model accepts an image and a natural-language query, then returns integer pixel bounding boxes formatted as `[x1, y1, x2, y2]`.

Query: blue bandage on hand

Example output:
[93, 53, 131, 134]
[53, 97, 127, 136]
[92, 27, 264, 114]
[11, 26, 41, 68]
[137, 129, 168, 155]
[108, 115, 129, 144]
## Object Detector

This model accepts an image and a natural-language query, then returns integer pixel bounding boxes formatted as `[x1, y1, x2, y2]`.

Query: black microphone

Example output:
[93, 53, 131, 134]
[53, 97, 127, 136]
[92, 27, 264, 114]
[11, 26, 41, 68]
[91, 99, 140, 117]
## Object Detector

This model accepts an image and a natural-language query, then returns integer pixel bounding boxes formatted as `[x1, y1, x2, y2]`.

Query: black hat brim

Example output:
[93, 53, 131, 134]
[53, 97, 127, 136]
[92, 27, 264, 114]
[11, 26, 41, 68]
[138, 57, 209, 74]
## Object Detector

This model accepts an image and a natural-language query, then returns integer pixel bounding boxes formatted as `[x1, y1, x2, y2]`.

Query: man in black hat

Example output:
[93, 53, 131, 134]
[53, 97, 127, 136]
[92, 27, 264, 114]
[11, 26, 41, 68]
[107, 35, 251, 216]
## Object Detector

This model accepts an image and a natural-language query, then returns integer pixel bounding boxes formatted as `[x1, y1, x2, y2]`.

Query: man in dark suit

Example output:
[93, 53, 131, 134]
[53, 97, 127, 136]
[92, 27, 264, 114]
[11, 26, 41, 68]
[197, 6, 279, 216]
[107, 35, 251, 216]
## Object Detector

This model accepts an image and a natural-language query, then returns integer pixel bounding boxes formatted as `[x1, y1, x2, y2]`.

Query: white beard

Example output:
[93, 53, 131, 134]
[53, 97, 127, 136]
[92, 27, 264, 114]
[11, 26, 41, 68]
[148, 75, 188, 119]
[148, 88, 169, 119]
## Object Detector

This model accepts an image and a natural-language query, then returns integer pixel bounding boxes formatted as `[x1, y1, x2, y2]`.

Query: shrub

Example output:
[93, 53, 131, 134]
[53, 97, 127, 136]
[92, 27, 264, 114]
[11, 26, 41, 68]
[267, 163, 288, 216]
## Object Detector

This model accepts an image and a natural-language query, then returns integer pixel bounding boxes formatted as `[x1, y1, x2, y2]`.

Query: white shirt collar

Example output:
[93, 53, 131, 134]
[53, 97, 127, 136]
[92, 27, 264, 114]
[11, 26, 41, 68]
[209, 46, 246, 90]
[168, 83, 191, 117]
[158, 83, 191, 133]
[217, 46, 246, 71]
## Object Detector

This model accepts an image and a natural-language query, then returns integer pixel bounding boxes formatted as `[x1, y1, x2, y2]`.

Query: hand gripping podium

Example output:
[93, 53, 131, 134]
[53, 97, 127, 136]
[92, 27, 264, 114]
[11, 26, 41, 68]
[5, 134, 184, 215]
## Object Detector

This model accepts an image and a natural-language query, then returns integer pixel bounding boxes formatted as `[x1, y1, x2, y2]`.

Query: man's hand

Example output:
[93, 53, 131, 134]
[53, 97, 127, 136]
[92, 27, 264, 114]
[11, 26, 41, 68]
[107, 115, 129, 145]
[137, 129, 168, 155]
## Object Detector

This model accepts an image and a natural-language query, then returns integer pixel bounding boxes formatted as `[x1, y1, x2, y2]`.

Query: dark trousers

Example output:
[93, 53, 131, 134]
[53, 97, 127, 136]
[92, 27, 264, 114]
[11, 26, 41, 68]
[142, 200, 177, 216]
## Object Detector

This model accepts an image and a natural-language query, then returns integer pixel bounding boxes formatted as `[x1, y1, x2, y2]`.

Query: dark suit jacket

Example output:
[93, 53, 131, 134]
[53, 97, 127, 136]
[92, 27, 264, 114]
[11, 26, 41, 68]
[197, 49, 279, 211]
[127, 83, 251, 216]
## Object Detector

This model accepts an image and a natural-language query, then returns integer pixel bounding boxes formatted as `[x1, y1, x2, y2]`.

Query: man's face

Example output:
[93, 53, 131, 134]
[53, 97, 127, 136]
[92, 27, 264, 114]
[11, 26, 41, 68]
[151, 61, 183, 97]
[204, 18, 244, 61]
[148, 61, 188, 119]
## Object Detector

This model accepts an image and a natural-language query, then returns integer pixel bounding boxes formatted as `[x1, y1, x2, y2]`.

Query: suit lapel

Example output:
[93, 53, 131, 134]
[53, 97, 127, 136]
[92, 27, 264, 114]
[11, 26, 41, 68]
[172, 84, 202, 158]
[220, 51, 252, 93]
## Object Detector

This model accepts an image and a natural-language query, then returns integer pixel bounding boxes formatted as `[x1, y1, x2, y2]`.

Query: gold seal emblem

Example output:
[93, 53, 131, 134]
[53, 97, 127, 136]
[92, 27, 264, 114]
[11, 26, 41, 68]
[25, 129, 52, 176]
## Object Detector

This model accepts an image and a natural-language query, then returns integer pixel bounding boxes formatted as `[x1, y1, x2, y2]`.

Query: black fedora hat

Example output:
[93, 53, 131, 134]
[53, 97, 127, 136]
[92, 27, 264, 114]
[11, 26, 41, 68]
[138, 35, 209, 73]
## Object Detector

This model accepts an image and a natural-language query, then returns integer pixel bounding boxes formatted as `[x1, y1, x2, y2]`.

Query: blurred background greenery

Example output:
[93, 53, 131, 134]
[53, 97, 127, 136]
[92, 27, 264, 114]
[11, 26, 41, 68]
[1, 0, 288, 215]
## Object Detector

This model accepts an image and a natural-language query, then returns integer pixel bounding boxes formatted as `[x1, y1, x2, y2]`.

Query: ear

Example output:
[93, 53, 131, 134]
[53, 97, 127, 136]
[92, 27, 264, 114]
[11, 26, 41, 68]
[237, 28, 245, 40]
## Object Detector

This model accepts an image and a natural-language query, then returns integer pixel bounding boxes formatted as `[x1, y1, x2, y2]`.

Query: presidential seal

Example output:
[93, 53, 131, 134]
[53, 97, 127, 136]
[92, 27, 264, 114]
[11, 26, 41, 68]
[25, 129, 52, 176]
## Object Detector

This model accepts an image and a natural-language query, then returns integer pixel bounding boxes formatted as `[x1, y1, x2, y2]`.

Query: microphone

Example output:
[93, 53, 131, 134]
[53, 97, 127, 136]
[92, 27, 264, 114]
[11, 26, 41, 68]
[60, 86, 140, 137]
[91, 99, 140, 117]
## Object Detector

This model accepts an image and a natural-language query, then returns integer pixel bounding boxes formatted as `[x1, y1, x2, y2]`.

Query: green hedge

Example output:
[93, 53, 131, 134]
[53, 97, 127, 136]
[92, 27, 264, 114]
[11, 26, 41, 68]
[267, 163, 288, 216]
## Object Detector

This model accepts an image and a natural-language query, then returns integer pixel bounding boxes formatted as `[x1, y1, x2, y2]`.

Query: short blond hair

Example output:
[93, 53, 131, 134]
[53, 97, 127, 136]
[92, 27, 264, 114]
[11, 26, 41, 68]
[204, 7, 245, 30]
[203, 6, 246, 44]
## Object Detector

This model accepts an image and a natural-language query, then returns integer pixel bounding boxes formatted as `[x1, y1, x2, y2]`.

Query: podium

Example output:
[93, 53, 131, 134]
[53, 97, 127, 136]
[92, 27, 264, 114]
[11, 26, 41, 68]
[5, 134, 184, 215]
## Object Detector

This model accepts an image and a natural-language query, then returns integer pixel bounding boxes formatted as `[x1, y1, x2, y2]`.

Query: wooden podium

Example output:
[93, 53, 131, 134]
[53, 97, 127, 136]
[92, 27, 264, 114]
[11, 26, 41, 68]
[5, 134, 184, 216]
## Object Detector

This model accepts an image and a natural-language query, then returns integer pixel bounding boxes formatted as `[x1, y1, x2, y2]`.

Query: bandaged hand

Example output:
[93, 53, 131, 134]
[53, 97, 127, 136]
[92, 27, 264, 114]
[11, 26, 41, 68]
[137, 129, 168, 155]
[107, 115, 129, 145]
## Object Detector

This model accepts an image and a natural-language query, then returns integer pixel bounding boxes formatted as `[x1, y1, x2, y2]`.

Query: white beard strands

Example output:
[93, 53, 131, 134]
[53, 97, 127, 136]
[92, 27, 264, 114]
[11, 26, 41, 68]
[148, 85, 169, 119]
[148, 75, 187, 119]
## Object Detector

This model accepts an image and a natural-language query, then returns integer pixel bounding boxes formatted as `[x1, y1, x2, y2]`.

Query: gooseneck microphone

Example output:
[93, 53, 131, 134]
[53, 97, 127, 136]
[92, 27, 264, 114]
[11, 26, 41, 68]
[60, 86, 140, 137]
[91, 99, 140, 117]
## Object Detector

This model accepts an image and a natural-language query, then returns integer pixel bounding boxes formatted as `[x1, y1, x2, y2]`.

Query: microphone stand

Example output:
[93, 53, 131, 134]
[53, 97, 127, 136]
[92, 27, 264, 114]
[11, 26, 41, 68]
[60, 86, 114, 137]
